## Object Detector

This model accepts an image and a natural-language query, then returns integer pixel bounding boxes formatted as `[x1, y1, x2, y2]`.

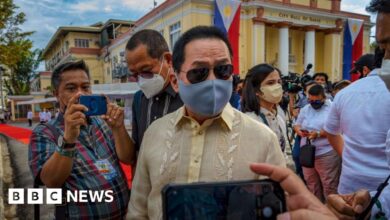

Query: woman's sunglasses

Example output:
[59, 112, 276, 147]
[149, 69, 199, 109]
[182, 64, 234, 84]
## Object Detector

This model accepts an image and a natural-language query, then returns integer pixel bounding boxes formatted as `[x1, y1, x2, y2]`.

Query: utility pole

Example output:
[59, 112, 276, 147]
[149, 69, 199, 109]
[153, 0, 157, 8]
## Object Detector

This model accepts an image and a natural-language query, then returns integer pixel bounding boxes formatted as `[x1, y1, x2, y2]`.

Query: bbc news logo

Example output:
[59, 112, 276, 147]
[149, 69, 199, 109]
[8, 188, 114, 204]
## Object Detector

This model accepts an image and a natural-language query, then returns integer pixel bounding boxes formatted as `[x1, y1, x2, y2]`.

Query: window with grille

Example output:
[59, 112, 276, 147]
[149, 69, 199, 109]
[169, 22, 181, 50]
[74, 39, 89, 48]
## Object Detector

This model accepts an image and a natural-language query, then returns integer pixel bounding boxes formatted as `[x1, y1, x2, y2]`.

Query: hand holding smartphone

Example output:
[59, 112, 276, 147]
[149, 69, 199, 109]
[79, 95, 107, 116]
[162, 179, 286, 220]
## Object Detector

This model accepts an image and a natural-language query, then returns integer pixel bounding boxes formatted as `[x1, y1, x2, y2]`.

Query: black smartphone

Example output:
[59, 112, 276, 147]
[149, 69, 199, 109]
[79, 95, 107, 116]
[161, 179, 286, 220]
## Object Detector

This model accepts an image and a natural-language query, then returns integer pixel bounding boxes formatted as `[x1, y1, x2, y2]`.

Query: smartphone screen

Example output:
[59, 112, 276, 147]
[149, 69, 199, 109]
[162, 179, 286, 220]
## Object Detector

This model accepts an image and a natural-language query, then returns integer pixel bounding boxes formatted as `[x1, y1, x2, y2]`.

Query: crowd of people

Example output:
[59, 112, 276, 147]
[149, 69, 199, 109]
[26, 0, 390, 219]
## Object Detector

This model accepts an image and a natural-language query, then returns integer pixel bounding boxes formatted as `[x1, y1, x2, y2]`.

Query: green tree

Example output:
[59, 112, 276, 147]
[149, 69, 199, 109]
[0, 0, 34, 67]
[3, 48, 42, 95]
[1, 0, 41, 95]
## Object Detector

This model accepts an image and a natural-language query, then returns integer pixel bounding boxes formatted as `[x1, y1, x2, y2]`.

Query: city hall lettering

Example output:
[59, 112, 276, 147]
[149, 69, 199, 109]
[278, 12, 321, 23]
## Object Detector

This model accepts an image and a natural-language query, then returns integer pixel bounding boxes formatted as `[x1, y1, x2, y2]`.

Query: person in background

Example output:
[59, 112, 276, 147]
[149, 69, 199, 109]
[324, 29, 390, 195]
[291, 80, 317, 180]
[331, 80, 351, 97]
[250, 1, 390, 219]
[313, 72, 332, 98]
[294, 80, 317, 114]
[29, 60, 134, 219]
[0, 110, 5, 124]
[294, 84, 341, 201]
[55, 108, 60, 118]
[39, 109, 46, 124]
[241, 63, 288, 153]
[27, 109, 33, 127]
[45, 109, 52, 122]
[5, 111, 10, 121]
[350, 54, 375, 79]
[229, 75, 241, 109]
[126, 29, 183, 154]
[327, 0, 390, 218]
[236, 78, 244, 96]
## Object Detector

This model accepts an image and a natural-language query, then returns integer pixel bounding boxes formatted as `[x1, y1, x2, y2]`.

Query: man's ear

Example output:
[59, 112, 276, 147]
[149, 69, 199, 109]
[170, 72, 179, 93]
[363, 66, 370, 76]
[163, 52, 172, 66]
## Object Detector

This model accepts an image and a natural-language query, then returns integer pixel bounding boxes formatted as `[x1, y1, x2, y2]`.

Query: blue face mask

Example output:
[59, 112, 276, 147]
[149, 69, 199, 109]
[178, 79, 232, 117]
[309, 100, 324, 110]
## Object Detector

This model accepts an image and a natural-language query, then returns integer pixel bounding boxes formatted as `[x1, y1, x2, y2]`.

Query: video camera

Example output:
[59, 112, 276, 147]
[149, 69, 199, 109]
[281, 64, 313, 93]
[282, 72, 302, 93]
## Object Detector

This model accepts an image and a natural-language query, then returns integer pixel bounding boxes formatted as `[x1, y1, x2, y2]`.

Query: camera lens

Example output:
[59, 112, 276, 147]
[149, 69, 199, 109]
[90, 100, 97, 113]
[262, 206, 273, 218]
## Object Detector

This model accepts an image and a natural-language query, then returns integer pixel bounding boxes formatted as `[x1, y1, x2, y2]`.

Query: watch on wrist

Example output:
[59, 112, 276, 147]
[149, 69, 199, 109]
[56, 135, 76, 158]
[57, 135, 76, 149]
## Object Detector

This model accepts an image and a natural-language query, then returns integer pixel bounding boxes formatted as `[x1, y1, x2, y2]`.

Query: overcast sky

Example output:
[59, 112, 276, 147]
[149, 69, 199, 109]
[13, 0, 373, 54]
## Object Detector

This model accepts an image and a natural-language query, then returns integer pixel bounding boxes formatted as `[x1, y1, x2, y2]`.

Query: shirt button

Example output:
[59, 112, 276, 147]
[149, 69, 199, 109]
[154, 116, 157, 120]
[194, 160, 199, 163]
[156, 97, 159, 101]
[198, 131, 203, 135]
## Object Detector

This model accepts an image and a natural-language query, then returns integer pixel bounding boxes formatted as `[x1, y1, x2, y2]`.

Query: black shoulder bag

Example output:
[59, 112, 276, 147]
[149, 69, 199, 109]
[299, 139, 316, 168]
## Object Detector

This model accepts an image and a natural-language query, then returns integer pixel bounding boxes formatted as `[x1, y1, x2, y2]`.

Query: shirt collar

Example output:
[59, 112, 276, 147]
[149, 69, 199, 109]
[165, 84, 178, 97]
[260, 107, 277, 118]
[174, 103, 234, 131]
[154, 84, 178, 98]
[368, 68, 380, 77]
[323, 99, 332, 107]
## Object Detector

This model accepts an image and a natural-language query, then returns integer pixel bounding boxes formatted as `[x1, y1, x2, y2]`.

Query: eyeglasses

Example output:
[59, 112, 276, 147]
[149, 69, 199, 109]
[138, 72, 155, 79]
[137, 58, 165, 79]
[181, 64, 234, 84]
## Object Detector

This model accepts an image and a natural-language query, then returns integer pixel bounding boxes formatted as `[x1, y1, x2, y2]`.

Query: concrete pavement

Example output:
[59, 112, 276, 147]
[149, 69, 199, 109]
[0, 135, 18, 219]
[0, 132, 53, 219]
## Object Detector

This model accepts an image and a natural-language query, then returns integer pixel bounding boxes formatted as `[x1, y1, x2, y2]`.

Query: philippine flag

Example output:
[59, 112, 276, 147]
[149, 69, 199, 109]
[342, 18, 364, 81]
[214, 0, 241, 75]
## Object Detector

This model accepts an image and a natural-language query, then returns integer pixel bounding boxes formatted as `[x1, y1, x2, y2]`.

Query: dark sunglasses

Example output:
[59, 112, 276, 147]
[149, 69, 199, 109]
[183, 64, 234, 84]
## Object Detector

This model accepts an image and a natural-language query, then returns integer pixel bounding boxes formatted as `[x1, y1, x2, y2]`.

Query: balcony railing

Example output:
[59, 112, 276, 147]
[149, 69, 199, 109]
[112, 65, 131, 79]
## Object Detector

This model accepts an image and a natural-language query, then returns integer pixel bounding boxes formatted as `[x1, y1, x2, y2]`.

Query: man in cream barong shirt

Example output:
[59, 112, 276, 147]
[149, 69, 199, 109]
[127, 26, 286, 220]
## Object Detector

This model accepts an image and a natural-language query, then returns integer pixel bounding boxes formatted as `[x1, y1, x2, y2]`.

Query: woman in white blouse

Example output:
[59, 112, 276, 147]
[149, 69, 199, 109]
[241, 64, 288, 152]
[294, 84, 341, 202]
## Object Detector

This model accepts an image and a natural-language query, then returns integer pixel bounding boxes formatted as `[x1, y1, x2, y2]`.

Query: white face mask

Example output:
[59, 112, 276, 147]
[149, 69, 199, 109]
[380, 59, 390, 92]
[137, 59, 168, 99]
